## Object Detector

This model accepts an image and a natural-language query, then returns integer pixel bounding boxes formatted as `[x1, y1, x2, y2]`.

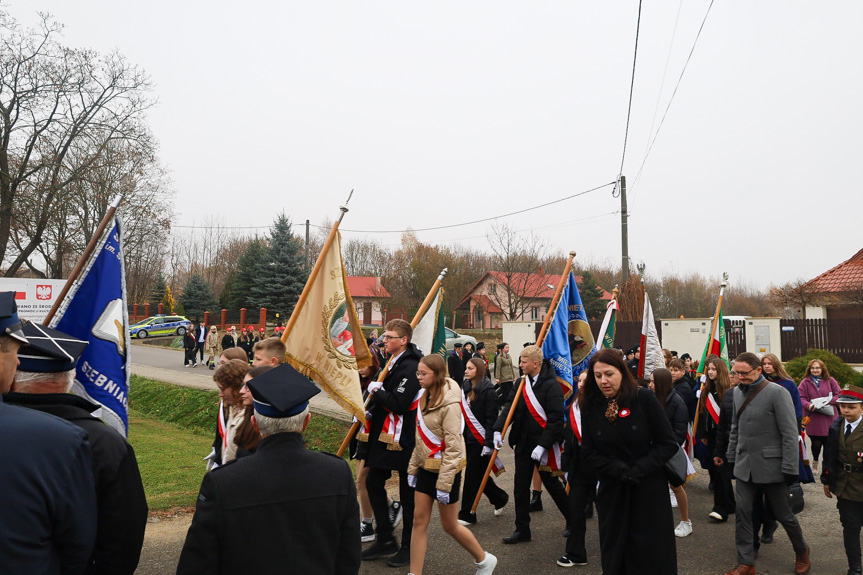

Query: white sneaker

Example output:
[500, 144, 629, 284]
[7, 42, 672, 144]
[475, 551, 497, 575]
[184, 364, 190, 368]
[674, 520, 692, 537]
[669, 487, 678, 508]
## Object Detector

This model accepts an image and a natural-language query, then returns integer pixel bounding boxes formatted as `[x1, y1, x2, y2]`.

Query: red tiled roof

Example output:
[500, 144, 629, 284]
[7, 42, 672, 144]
[346, 276, 390, 298]
[803, 248, 863, 294]
[463, 294, 504, 313]
[457, 271, 613, 308]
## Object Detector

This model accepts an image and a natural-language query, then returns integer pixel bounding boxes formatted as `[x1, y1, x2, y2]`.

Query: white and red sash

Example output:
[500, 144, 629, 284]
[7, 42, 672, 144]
[379, 389, 424, 451]
[217, 400, 228, 450]
[416, 402, 445, 467]
[569, 401, 582, 446]
[706, 392, 721, 425]
[523, 377, 563, 476]
[461, 390, 505, 476]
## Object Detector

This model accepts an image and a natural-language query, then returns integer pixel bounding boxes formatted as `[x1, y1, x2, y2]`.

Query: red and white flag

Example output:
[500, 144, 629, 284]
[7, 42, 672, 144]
[638, 291, 665, 379]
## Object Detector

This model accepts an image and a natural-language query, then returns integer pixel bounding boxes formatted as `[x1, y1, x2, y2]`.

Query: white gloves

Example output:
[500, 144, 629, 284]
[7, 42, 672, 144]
[481, 446, 493, 457]
[493, 431, 503, 450]
[367, 381, 383, 394]
[407, 474, 417, 489]
[436, 489, 450, 505]
[565, 472, 569, 483]
[531, 445, 547, 463]
[204, 448, 220, 471]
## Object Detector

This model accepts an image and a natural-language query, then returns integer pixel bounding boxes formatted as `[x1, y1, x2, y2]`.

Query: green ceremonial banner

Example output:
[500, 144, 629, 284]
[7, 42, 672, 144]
[699, 308, 729, 371]
[594, 299, 619, 352]
[412, 287, 447, 357]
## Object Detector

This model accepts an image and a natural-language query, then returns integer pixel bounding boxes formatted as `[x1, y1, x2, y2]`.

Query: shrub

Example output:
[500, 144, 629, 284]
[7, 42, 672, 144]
[785, 349, 863, 387]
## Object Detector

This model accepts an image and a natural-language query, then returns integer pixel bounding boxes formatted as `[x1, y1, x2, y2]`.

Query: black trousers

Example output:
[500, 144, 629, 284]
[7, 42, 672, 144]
[810, 435, 827, 462]
[184, 348, 196, 365]
[460, 442, 508, 515]
[709, 464, 736, 518]
[196, 342, 205, 362]
[513, 449, 569, 534]
[366, 466, 414, 547]
[838, 497, 863, 570]
[565, 470, 595, 561]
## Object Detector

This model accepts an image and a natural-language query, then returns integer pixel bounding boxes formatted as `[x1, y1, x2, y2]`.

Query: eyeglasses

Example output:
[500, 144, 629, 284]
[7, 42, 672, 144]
[730, 368, 757, 377]
[416, 371, 432, 378]
[381, 334, 404, 341]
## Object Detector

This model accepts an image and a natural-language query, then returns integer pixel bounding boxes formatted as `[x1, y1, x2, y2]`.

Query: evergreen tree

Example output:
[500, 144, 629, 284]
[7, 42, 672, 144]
[180, 274, 219, 321]
[250, 214, 308, 317]
[149, 273, 167, 307]
[578, 271, 608, 320]
[227, 238, 268, 311]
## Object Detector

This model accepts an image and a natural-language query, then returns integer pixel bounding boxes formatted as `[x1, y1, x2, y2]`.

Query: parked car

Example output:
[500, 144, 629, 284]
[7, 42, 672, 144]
[130, 315, 191, 339]
[444, 327, 477, 351]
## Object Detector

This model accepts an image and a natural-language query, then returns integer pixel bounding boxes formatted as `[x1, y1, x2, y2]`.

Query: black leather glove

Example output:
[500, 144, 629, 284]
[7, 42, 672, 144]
[620, 472, 640, 486]
[784, 473, 798, 486]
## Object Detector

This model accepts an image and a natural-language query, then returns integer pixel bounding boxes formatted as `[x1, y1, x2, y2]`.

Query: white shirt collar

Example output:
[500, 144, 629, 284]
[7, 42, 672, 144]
[846, 416, 863, 434]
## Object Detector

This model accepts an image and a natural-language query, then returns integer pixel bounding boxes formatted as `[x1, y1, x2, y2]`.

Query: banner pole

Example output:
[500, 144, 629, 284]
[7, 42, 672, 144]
[336, 267, 448, 458]
[44, 195, 123, 325]
[471, 251, 576, 513]
[692, 275, 728, 441]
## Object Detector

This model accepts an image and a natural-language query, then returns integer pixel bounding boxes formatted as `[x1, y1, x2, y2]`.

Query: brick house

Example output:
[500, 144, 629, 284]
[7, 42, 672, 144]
[801, 248, 863, 320]
[454, 271, 612, 329]
[347, 276, 391, 326]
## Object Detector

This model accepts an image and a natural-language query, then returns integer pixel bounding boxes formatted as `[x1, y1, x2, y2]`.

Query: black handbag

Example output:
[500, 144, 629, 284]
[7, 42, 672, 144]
[789, 482, 805, 514]
[665, 447, 688, 487]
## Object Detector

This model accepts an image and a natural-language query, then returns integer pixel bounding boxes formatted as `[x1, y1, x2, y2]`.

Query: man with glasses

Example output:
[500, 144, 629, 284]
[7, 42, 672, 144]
[723, 352, 810, 575]
[361, 319, 423, 568]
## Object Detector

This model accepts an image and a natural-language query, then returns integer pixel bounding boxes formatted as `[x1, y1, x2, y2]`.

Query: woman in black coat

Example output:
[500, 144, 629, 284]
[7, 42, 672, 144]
[580, 349, 679, 575]
[697, 358, 735, 521]
[458, 358, 508, 525]
[651, 368, 693, 538]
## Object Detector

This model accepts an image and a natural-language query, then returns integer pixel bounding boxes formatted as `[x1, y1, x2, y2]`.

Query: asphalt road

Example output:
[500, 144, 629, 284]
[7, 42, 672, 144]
[132, 346, 848, 574]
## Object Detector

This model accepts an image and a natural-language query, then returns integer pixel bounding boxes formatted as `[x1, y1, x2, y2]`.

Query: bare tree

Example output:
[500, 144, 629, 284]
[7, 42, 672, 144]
[0, 9, 156, 275]
[485, 222, 553, 321]
[767, 279, 818, 318]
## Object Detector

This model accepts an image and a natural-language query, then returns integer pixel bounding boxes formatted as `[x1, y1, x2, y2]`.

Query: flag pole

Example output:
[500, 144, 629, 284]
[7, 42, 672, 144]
[692, 274, 728, 440]
[335, 267, 448, 458]
[43, 194, 123, 325]
[471, 251, 576, 513]
[637, 279, 646, 378]
[281, 192, 353, 343]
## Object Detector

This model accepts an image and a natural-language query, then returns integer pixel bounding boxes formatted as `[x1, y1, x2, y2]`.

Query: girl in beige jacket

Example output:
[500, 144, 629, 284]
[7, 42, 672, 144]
[407, 354, 497, 575]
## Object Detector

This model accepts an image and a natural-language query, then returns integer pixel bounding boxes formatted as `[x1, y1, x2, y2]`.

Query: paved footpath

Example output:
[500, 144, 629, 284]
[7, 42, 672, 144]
[132, 342, 847, 574]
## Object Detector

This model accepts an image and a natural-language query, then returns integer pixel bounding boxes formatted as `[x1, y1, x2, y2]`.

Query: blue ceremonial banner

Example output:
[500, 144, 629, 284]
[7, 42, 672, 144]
[51, 217, 130, 436]
[541, 272, 596, 401]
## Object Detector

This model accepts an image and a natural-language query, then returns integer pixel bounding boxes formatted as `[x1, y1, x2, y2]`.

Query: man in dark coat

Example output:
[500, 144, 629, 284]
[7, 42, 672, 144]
[362, 319, 423, 568]
[493, 345, 569, 543]
[177, 364, 361, 574]
[0, 293, 98, 575]
[448, 342, 465, 384]
[5, 323, 148, 575]
[669, 358, 697, 421]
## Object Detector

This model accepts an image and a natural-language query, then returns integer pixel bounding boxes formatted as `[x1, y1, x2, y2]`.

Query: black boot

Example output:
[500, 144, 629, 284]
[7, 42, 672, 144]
[529, 490, 543, 512]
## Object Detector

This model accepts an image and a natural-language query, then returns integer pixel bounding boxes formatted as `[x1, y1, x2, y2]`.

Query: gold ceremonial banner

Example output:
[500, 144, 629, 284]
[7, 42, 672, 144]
[283, 231, 370, 422]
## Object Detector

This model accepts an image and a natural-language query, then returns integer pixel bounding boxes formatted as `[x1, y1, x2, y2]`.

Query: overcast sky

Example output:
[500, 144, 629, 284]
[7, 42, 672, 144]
[18, 1, 863, 291]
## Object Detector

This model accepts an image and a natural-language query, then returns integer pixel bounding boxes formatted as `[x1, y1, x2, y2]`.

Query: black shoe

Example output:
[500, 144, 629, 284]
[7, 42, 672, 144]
[584, 502, 594, 519]
[361, 538, 398, 560]
[529, 490, 543, 512]
[209, 364, 215, 370]
[388, 500, 403, 528]
[760, 522, 777, 544]
[386, 546, 410, 567]
[848, 567, 863, 575]
[563, 525, 571, 538]
[360, 521, 376, 543]
[503, 531, 532, 544]
[557, 554, 588, 567]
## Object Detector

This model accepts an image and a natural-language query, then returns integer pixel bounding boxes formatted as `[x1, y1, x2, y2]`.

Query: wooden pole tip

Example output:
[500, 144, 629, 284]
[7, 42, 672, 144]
[569, 251, 577, 257]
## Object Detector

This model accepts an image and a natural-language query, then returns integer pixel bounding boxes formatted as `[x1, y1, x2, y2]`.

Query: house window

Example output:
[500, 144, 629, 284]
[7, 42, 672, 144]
[489, 284, 496, 295]
[475, 307, 482, 323]
[531, 306, 539, 320]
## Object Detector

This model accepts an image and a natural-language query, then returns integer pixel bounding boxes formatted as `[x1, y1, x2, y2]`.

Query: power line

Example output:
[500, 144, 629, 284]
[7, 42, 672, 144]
[171, 181, 615, 233]
[629, 0, 717, 205]
[644, 0, 684, 161]
[618, 0, 644, 178]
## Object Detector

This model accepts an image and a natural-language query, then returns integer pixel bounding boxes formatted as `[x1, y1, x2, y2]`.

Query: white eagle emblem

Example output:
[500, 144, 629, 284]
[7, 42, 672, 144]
[36, 285, 52, 300]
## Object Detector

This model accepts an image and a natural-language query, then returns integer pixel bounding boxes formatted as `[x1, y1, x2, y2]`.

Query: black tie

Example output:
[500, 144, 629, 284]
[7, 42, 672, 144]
[846, 424, 853, 439]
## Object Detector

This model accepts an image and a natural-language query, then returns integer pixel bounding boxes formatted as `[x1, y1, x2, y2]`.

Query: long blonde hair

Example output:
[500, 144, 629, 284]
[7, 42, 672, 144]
[420, 354, 447, 411]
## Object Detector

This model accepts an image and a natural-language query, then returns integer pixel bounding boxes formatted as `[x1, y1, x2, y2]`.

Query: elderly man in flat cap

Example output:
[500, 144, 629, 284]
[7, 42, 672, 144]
[0, 292, 98, 575]
[177, 363, 361, 574]
[5, 322, 148, 575]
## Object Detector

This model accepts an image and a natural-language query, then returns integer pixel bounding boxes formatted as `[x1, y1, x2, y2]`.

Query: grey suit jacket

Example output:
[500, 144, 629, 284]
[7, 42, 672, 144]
[726, 378, 799, 483]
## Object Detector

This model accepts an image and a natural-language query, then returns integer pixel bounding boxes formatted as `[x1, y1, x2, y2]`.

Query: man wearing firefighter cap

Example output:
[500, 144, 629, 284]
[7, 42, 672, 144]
[178, 363, 361, 574]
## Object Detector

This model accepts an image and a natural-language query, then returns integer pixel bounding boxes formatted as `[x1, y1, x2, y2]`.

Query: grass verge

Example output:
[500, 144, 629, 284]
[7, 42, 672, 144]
[128, 375, 355, 511]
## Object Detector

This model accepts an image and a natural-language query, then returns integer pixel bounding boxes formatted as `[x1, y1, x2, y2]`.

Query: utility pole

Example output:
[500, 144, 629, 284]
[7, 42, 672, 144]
[305, 219, 311, 270]
[619, 175, 630, 284]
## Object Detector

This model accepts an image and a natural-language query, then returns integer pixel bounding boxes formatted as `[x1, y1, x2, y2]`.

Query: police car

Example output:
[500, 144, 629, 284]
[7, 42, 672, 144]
[129, 315, 192, 339]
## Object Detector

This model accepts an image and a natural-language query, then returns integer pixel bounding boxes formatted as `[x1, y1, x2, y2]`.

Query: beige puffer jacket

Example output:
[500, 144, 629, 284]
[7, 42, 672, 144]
[408, 378, 466, 493]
